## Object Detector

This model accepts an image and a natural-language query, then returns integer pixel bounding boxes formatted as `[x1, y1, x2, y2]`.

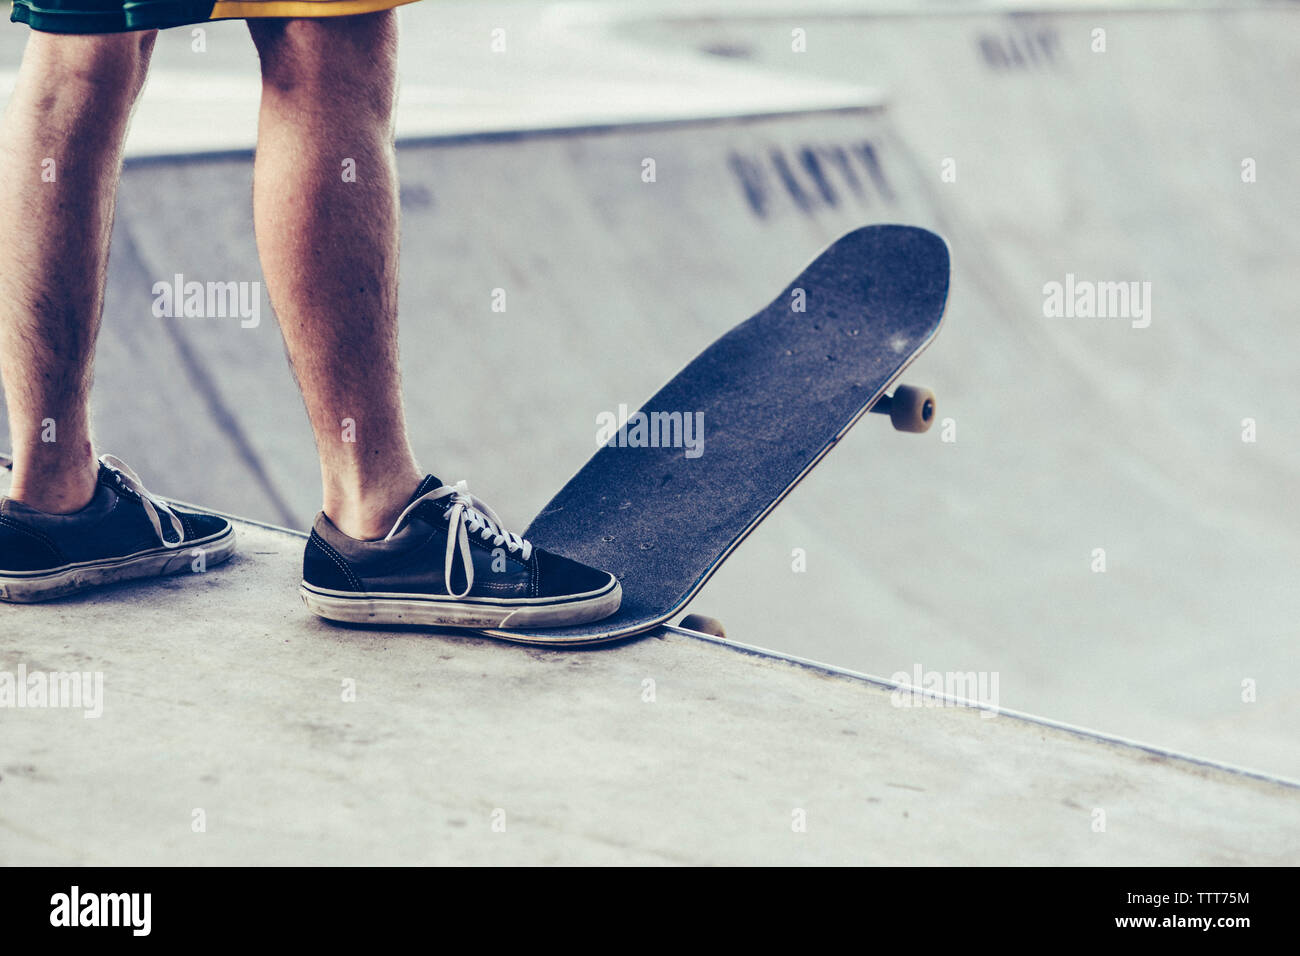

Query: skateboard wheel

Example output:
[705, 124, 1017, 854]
[889, 385, 936, 433]
[679, 614, 727, 638]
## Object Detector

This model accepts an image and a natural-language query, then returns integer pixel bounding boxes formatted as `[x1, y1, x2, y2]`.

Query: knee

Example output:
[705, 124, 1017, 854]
[23, 30, 157, 107]
[249, 12, 398, 121]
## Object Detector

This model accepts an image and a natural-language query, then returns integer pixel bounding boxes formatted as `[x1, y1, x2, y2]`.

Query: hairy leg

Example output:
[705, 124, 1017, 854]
[0, 30, 156, 512]
[248, 12, 421, 540]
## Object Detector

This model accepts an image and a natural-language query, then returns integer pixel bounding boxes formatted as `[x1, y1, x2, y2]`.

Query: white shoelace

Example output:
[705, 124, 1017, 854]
[99, 454, 185, 549]
[384, 480, 533, 599]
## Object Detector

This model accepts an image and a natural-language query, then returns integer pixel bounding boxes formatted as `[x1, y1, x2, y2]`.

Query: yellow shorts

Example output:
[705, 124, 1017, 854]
[11, 0, 421, 34]
[213, 0, 418, 19]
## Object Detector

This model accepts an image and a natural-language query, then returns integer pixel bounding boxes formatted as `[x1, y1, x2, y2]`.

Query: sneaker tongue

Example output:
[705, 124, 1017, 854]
[411, 474, 442, 501]
[388, 475, 446, 537]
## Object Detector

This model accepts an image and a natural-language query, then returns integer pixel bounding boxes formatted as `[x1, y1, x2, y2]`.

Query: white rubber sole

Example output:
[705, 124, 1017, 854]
[0, 526, 236, 603]
[299, 577, 622, 634]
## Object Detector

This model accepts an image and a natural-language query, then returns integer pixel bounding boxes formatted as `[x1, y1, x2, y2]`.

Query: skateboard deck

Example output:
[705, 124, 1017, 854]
[481, 224, 950, 645]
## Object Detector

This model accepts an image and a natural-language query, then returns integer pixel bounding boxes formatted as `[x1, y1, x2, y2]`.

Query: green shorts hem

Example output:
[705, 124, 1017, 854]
[10, 0, 218, 33]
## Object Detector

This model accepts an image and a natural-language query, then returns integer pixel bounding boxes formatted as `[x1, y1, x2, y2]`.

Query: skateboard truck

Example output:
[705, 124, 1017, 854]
[870, 384, 936, 433]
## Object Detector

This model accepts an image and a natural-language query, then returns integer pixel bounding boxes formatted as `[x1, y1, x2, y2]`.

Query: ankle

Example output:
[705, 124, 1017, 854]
[323, 471, 422, 541]
[9, 455, 99, 514]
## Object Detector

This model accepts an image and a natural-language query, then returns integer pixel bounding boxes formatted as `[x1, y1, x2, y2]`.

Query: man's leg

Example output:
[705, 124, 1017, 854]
[254, 11, 622, 633]
[248, 12, 422, 541]
[0, 30, 156, 513]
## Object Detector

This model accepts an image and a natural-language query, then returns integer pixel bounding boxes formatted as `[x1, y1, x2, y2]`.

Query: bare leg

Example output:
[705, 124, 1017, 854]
[0, 30, 156, 513]
[248, 12, 421, 540]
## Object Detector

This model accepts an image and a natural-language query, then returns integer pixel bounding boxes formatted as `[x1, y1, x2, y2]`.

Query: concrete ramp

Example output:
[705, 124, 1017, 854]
[1, 2, 1297, 800]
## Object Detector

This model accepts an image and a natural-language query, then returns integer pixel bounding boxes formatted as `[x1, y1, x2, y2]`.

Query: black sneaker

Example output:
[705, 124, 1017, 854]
[0, 455, 236, 603]
[300, 475, 621, 630]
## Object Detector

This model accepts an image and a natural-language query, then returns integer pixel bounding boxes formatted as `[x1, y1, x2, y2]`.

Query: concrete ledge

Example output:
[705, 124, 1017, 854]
[2, 515, 1297, 865]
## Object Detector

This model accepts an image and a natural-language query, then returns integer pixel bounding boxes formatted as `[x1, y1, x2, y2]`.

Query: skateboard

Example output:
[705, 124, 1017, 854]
[480, 223, 950, 646]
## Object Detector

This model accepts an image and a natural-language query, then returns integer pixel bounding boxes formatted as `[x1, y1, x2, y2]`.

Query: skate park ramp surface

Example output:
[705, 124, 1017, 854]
[2, 0, 1299, 799]
[1, 486, 1297, 865]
